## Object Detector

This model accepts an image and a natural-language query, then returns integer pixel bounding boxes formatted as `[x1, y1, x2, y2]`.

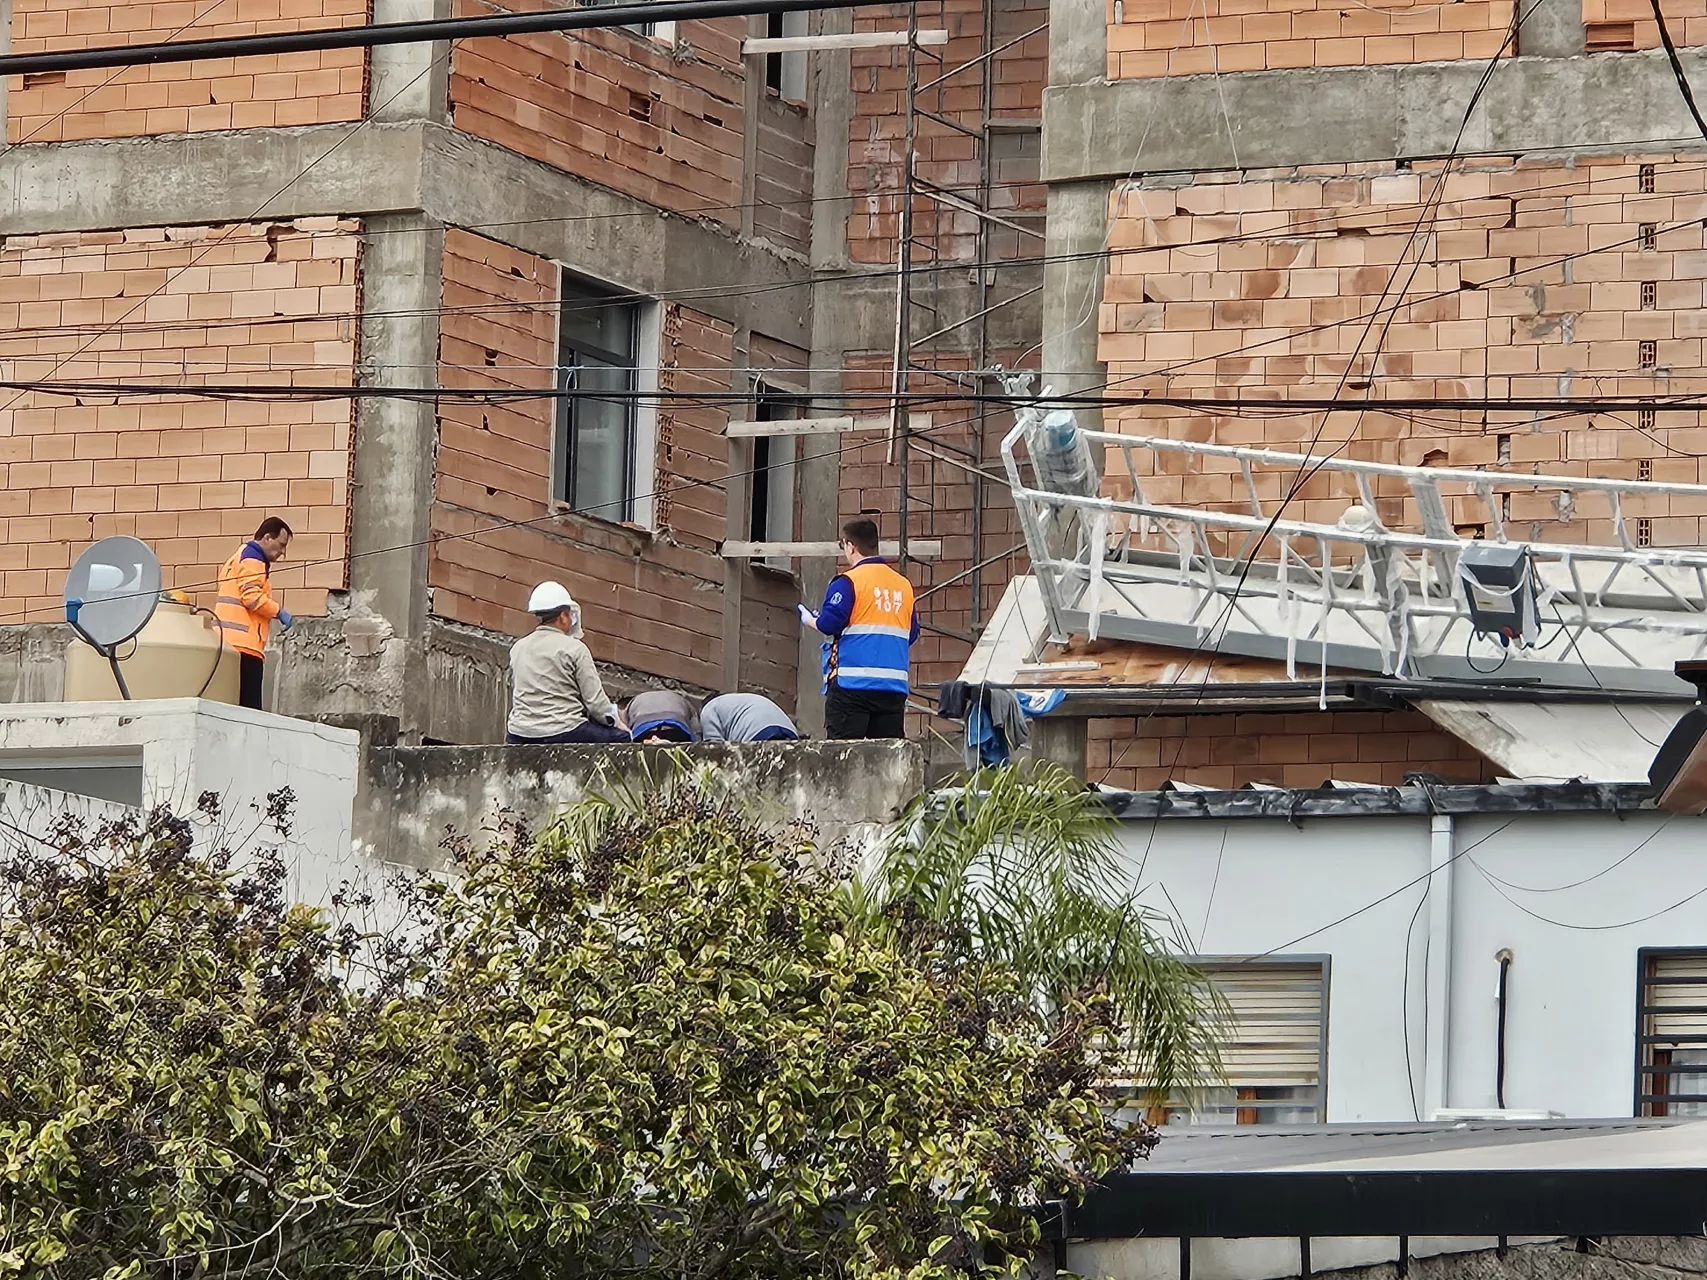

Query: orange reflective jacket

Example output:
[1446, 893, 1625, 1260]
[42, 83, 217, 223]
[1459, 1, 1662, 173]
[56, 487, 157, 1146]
[214, 542, 281, 658]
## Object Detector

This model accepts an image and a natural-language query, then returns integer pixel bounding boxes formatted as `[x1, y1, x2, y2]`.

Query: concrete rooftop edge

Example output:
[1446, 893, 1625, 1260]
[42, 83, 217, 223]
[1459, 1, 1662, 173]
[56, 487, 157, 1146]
[1100, 779, 1657, 819]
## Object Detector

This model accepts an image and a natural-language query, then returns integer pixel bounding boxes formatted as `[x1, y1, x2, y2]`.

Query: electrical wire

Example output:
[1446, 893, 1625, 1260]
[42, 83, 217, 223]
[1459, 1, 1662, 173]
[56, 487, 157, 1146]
[1473, 817, 1673, 894]
[1464, 815, 1702, 931]
[1647, 0, 1707, 144]
[1097, 0, 1532, 787]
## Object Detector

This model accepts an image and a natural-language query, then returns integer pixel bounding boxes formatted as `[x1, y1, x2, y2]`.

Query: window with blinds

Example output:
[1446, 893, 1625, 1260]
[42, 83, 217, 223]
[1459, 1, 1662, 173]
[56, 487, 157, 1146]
[1110, 958, 1328, 1126]
[1637, 949, 1707, 1117]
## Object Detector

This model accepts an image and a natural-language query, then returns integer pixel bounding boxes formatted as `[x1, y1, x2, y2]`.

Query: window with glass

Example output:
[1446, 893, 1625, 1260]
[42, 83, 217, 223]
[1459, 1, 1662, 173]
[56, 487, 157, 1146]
[1638, 949, 1707, 1116]
[556, 274, 640, 523]
[1110, 957, 1329, 1125]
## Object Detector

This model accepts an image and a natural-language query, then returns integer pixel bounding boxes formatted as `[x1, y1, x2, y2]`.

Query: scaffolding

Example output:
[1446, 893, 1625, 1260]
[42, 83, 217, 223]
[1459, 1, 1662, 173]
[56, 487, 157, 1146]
[890, 0, 1045, 640]
[1002, 427, 1707, 697]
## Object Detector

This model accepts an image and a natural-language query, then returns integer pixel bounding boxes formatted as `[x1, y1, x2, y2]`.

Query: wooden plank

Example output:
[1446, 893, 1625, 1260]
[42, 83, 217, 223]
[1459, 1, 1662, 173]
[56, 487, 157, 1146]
[726, 412, 933, 438]
[723, 539, 943, 559]
[741, 29, 948, 53]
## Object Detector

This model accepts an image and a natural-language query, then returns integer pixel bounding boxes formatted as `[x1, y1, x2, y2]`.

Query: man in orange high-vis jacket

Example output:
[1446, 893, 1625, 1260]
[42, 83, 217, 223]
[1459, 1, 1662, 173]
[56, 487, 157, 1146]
[215, 516, 294, 710]
[798, 517, 917, 739]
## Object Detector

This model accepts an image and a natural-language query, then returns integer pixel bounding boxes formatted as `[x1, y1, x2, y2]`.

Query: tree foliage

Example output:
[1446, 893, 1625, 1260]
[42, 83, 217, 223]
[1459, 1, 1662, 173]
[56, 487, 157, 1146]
[854, 764, 1222, 1105]
[0, 779, 1154, 1279]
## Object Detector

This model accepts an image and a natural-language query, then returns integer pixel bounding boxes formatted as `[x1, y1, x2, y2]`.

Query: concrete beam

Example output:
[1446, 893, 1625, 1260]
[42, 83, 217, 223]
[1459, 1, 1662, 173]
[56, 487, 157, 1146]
[1043, 50, 1707, 181]
[420, 125, 812, 348]
[0, 123, 427, 232]
[1518, 0, 1584, 58]
[0, 121, 815, 349]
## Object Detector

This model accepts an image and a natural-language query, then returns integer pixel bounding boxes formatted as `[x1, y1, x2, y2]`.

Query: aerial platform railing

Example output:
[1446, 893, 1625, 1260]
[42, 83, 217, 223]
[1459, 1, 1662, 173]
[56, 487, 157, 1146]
[1001, 415, 1707, 697]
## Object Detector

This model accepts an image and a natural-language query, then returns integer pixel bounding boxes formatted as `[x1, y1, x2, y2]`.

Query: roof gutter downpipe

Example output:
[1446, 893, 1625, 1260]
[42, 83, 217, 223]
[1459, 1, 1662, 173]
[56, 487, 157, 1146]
[1423, 813, 1455, 1120]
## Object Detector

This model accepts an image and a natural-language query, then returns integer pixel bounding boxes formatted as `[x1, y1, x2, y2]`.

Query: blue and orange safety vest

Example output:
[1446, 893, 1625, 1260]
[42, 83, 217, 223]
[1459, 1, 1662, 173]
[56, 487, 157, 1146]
[214, 541, 282, 658]
[819, 558, 917, 695]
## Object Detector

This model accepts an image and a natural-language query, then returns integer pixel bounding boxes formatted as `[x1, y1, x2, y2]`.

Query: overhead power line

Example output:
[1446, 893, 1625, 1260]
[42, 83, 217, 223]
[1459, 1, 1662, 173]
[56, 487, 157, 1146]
[0, 0, 870, 76]
[7, 375, 1707, 416]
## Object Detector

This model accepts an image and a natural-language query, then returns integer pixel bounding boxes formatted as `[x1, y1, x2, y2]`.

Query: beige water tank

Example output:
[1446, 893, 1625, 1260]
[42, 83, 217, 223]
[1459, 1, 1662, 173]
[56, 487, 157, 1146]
[63, 593, 240, 704]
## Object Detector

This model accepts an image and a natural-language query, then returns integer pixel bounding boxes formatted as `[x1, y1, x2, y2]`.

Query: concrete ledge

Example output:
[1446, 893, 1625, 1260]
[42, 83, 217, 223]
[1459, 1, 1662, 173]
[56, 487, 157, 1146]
[1043, 51, 1707, 181]
[0, 123, 428, 232]
[357, 739, 925, 870]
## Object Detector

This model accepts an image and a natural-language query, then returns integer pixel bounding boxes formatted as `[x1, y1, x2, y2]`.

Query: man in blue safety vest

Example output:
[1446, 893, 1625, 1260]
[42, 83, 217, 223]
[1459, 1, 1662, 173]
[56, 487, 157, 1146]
[798, 517, 918, 739]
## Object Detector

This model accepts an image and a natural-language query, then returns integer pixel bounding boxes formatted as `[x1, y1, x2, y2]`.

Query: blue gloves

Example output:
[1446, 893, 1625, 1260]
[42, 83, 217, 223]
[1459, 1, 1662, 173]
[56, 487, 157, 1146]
[277, 610, 294, 630]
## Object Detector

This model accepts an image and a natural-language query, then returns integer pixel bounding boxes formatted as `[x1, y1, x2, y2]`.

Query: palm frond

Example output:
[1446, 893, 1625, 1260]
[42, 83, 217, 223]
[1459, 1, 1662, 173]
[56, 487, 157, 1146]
[855, 763, 1224, 1105]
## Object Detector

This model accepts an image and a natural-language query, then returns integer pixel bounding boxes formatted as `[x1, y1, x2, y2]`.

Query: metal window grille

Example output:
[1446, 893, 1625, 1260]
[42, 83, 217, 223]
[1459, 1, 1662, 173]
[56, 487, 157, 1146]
[1637, 949, 1707, 1116]
[1641, 223, 1659, 252]
[1641, 164, 1657, 193]
[1643, 280, 1658, 309]
[1640, 339, 1658, 367]
[1640, 407, 1658, 430]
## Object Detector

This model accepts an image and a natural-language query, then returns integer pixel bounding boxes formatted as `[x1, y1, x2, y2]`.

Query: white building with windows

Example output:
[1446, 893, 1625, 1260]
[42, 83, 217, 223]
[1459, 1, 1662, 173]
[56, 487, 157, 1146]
[1110, 784, 1707, 1127]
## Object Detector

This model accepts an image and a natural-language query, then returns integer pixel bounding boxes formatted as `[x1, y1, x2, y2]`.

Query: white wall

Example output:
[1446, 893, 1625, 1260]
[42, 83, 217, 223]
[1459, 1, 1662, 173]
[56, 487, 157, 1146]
[0, 700, 362, 906]
[1116, 806, 1707, 1121]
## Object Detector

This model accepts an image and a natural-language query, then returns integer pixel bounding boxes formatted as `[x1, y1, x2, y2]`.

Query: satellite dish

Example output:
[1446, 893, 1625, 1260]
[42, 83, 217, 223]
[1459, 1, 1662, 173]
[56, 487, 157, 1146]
[64, 537, 163, 699]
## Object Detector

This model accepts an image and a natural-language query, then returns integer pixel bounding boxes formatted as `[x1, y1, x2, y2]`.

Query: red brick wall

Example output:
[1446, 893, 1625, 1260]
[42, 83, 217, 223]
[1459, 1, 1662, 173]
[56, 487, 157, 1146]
[1582, 0, 1707, 51]
[1089, 710, 1496, 790]
[0, 220, 359, 624]
[837, 0, 1047, 713]
[449, 0, 746, 219]
[846, 0, 1046, 266]
[6, 0, 368, 142]
[431, 229, 769, 698]
[1099, 155, 1707, 548]
[1106, 0, 1515, 77]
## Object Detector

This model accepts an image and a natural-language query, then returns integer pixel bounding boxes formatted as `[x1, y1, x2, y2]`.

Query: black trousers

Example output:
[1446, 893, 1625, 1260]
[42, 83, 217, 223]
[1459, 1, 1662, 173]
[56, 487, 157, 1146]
[506, 721, 632, 745]
[239, 653, 265, 710]
[824, 682, 908, 740]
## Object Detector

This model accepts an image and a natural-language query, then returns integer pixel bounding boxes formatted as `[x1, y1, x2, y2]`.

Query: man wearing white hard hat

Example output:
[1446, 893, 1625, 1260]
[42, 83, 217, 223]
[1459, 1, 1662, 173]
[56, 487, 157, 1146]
[505, 582, 629, 744]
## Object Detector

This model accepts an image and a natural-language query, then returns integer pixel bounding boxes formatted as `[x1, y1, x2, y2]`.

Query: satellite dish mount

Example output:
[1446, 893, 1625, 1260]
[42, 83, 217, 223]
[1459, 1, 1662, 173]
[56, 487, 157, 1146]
[63, 536, 164, 701]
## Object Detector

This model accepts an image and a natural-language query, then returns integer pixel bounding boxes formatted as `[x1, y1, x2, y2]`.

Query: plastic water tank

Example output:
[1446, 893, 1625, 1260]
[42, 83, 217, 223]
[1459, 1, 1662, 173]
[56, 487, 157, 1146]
[63, 593, 240, 704]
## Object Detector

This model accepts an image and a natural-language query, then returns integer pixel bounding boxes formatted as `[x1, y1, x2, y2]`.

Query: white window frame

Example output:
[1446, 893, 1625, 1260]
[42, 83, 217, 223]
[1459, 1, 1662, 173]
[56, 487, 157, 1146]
[550, 266, 661, 530]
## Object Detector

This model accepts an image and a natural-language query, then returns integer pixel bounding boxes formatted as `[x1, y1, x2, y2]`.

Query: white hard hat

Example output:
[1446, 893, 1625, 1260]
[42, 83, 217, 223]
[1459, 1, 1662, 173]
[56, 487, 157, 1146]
[526, 581, 581, 633]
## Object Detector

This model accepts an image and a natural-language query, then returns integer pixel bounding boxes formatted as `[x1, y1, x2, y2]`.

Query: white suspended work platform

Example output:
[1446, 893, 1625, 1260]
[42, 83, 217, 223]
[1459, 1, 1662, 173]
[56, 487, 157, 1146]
[1001, 420, 1707, 698]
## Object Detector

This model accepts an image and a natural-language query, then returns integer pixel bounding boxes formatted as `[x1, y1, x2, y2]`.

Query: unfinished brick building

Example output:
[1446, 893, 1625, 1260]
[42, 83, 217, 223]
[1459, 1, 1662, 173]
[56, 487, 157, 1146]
[953, 0, 1707, 788]
[0, 0, 1055, 743]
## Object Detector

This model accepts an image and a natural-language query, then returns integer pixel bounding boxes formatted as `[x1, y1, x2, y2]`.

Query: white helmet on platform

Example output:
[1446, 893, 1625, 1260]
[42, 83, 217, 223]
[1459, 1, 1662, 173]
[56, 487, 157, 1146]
[527, 581, 581, 634]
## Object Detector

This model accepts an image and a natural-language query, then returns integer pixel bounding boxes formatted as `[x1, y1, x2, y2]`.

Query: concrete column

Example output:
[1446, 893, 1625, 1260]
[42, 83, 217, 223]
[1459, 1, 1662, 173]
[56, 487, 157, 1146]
[1031, 715, 1089, 779]
[369, 0, 452, 123]
[798, 4, 857, 734]
[1041, 180, 1112, 435]
[1042, 0, 1111, 428]
[723, 333, 755, 692]
[273, 214, 445, 739]
[1518, 0, 1585, 59]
